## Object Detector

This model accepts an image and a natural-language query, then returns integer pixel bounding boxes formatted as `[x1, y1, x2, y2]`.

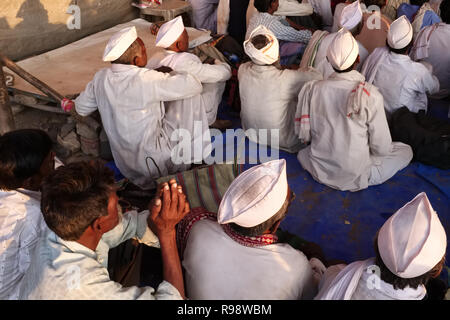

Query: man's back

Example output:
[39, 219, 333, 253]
[75, 65, 202, 188]
[298, 70, 390, 191]
[183, 219, 316, 299]
[239, 62, 322, 153]
[362, 47, 439, 115]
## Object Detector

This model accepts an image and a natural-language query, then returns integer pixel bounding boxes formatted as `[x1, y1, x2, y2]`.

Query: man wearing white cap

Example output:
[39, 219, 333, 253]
[315, 192, 447, 300]
[410, 2, 450, 97]
[178, 159, 320, 299]
[147, 16, 232, 131]
[74, 26, 204, 189]
[302, 1, 367, 79]
[360, 15, 440, 116]
[295, 29, 413, 191]
[239, 25, 322, 153]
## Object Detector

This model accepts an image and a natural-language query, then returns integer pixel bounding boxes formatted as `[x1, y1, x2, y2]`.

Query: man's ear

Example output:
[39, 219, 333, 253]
[91, 217, 103, 233]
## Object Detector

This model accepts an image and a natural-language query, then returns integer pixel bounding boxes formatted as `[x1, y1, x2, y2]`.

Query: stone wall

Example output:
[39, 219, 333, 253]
[0, 0, 139, 61]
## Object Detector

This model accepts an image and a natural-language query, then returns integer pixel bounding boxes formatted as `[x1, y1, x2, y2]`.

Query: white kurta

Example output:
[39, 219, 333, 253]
[317, 259, 427, 300]
[296, 71, 413, 191]
[360, 47, 440, 115]
[238, 63, 323, 153]
[147, 50, 231, 126]
[75, 64, 202, 189]
[411, 23, 450, 96]
[182, 219, 317, 299]
[18, 210, 182, 300]
[0, 189, 47, 300]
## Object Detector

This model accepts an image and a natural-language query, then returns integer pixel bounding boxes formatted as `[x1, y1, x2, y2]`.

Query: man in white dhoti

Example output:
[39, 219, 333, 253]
[147, 16, 232, 132]
[19, 162, 189, 299]
[316, 192, 447, 300]
[73, 26, 203, 189]
[295, 29, 413, 191]
[301, 1, 368, 79]
[179, 159, 321, 299]
[360, 15, 440, 116]
[239, 26, 322, 153]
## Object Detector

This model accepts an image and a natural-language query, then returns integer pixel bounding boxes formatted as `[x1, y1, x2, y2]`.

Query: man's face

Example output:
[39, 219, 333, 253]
[271, 0, 280, 12]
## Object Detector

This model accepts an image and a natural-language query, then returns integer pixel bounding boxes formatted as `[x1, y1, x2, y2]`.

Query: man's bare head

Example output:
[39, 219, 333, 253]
[112, 37, 148, 67]
[251, 34, 270, 50]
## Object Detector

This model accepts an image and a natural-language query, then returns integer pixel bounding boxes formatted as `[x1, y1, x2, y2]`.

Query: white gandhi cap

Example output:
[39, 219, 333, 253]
[326, 28, 359, 71]
[217, 159, 288, 227]
[103, 26, 138, 62]
[378, 192, 447, 279]
[156, 16, 185, 48]
[387, 15, 413, 49]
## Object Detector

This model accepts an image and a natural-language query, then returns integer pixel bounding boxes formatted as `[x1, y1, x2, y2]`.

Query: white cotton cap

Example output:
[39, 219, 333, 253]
[244, 25, 280, 65]
[217, 159, 288, 227]
[339, 1, 363, 30]
[156, 16, 185, 48]
[103, 26, 138, 62]
[378, 192, 447, 279]
[387, 15, 413, 49]
[326, 28, 359, 71]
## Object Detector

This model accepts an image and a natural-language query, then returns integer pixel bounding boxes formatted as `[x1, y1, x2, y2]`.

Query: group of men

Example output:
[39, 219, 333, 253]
[0, 0, 448, 300]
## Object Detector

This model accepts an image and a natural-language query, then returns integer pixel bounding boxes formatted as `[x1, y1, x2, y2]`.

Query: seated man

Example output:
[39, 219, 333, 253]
[295, 29, 413, 191]
[179, 159, 320, 299]
[410, 1, 450, 97]
[246, 0, 313, 65]
[316, 192, 447, 300]
[360, 15, 440, 116]
[73, 26, 204, 189]
[301, 1, 368, 78]
[239, 26, 322, 153]
[19, 161, 188, 299]
[0, 129, 56, 299]
[147, 16, 232, 131]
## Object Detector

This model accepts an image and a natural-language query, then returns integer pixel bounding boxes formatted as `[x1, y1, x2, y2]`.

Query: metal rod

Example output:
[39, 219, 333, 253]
[0, 63, 15, 134]
[10, 98, 67, 114]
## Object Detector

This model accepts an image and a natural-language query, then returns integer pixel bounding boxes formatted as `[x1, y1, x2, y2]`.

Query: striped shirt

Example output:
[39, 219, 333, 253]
[246, 12, 312, 43]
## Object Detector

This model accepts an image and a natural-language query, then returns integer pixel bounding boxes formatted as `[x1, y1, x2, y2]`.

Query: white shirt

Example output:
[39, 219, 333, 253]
[246, 12, 312, 43]
[19, 210, 182, 300]
[412, 23, 450, 96]
[0, 189, 47, 300]
[75, 64, 203, 189]
[238, 63, 323, 153]
[182, 219, 317, 300]
[361, 47, 440, 115]
[147, 51, 231, 125]
[297, 71, 392, 191]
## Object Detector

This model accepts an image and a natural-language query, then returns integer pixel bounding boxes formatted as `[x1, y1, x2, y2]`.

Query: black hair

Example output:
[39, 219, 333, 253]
[0, 129, 53, 190]
[386, 39, 412, 55]
[254, 0, 277, 13]
[441, 0, 450, 23]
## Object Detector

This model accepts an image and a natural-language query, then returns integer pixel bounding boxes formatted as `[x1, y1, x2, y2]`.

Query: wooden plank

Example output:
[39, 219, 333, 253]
[0, 62, 15, 134]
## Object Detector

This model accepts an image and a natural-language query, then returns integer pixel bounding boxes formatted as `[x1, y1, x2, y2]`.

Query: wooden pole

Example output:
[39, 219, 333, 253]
[0, 63, 15, 134]
[0, 53, 100, 132]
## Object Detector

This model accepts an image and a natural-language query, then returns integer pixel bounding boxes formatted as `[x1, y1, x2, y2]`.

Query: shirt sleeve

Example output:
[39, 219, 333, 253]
[366, 88, 392, 156]
[418, 65, 440, 95]
[100, 210, 159, 249]
[269, 18, 312, 43]
[74, 79, 98, 116]
[175, 58, 232, 83]
[142, 69, 203, 103]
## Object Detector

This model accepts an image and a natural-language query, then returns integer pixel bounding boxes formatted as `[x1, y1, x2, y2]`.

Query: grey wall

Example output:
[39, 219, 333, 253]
[0, 0, 139, 61]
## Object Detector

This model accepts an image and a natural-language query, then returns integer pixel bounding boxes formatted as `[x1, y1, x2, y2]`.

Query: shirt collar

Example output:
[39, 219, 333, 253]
[49, 231, 97, 260]
[389, 51, 411, 61]
[110, 63, 140, 73]
[328, 70, 366, 82]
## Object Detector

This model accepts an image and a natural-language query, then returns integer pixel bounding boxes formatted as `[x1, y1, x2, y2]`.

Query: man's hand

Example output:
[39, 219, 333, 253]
[148, 179, 189, 237]
[154, 66, 173, 74]
[150, 23, 161, 36]
[61, 98, 75, 112]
